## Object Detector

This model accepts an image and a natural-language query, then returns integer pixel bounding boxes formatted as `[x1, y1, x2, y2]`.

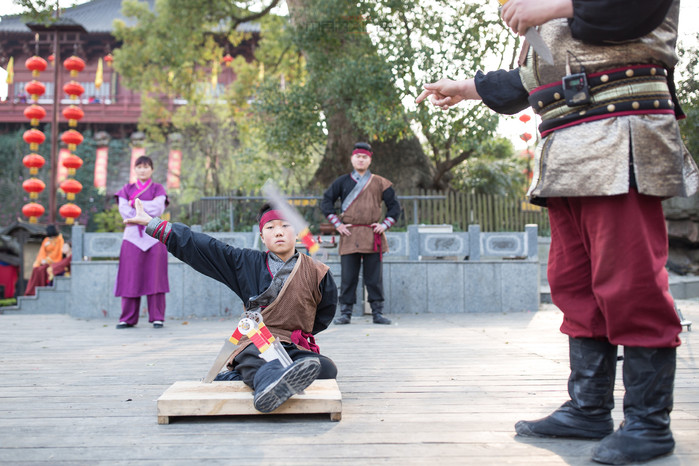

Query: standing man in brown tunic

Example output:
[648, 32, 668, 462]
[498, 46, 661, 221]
[322, 142, 401, 325]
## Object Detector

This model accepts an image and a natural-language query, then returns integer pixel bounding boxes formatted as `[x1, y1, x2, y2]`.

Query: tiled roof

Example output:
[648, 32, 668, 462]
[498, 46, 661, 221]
[0, 0, 155, 33]
[0, 0, 260, 34]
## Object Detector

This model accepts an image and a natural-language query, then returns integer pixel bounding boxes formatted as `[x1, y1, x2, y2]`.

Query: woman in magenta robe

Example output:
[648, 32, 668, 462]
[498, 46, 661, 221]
[114, 155, 169, 329]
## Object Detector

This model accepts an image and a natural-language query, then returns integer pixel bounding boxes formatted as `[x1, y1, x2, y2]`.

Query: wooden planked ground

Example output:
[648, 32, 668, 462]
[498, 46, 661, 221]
[0, 301, 697, 465]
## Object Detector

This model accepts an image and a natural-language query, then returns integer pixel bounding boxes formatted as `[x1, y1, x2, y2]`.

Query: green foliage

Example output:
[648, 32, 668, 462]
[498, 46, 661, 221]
[677, 34, 699, 166]
[369, 0, 515, 183]
[0, 298, 17, 307]
[253, 0, 521, 190]
[0, 130, 28, 227]
[12, 0, 80, 24]
[450, 137, 529, 196]
[254, 0, 411, 148]
[92, 205, 123, 232]
[113, 0, 315, 199]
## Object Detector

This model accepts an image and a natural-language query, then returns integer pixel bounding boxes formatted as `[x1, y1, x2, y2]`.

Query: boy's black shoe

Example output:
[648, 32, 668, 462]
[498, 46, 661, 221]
[333, 306, 353, 325]
[253, 358, 321, 413]
[370, 302, 391, 325]
[116, 322, 134, 329]
[333, 314, 351, 325]
[372, 313, 392, 325]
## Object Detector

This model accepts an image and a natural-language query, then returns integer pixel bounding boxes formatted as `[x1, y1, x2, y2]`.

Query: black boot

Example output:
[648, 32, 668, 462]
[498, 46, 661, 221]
[252, 358, 321, 413]
[333, 305, 353, 325]
[371, 302, 391, 325]
[592, 347, 676, 465]
[515, 337, 617, 439]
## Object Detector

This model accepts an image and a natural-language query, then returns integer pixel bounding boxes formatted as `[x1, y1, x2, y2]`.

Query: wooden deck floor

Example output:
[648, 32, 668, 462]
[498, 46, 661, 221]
[1, 301, 697, 465]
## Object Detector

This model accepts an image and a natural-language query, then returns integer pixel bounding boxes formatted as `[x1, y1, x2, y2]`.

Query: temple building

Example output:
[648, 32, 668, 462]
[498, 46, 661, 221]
[0, 0, 258, 193]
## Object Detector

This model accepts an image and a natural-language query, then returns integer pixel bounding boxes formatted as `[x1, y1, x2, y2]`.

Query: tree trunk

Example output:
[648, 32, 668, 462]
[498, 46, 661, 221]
[287, 0, 436, 192]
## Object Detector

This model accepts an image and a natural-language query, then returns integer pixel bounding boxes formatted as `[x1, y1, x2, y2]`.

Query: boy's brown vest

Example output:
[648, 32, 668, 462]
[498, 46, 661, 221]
[226, 253, 329, 365]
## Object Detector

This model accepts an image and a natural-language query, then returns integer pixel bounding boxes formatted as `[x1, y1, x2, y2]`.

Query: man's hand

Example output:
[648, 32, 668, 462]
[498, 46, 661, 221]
[500, 0, 573, 36]
[415, 78, 480, 110]
[371, 223, 387, 234]
[336, 224, 351, 236]
[124, 198, 153, 226]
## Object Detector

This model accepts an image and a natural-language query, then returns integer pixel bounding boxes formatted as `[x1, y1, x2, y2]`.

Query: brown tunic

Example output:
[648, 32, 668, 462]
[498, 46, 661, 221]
[338, 175, 392, 255]
[226, 253, 330, 365]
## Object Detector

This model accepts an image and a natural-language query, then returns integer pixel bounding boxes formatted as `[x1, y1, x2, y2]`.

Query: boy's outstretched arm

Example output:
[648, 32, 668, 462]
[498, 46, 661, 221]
[124, 199, 260, 299]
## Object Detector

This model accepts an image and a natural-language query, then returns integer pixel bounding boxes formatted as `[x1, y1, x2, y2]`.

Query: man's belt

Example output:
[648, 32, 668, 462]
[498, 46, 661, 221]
[529, 65, 676, 137]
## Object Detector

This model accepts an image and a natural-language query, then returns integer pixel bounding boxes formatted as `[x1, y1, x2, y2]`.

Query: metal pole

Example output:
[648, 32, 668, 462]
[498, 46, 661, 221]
[229, 199, 235, 232]
[48, 25, 60, 224]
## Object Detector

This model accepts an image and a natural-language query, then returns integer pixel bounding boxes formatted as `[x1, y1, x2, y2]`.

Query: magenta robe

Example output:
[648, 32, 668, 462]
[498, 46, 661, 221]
[114, 180, 170, 297]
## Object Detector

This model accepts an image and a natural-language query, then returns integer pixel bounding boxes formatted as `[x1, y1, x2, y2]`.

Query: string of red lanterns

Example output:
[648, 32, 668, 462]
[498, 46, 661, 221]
[518, 113, 535, 183]
[21, 56, 48, 223]
[20, 49, 114, 224]
[58, 55, 86, 225]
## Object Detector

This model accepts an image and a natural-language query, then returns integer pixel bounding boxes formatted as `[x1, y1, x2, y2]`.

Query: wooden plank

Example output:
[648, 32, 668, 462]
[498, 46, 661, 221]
[0, 303, 697, 465]
[156, 379, 342, 424]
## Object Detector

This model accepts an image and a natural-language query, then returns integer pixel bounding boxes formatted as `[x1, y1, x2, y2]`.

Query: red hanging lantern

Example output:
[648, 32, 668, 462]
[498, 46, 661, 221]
[62, 154, 83, 175]
[25, 80, 46, 100]
[104, 53, 113, 67]
[25, 56, 48, 77]
[59, 203, 82, 225]
[221, 54, 233, 66]
[23, 129, 45, 151]
[48, 54, 55, 65]
[22, 178, 46, 199]
[62, 105, 84, 127]
[520, 132, 533, 142]
[519, 114, 531, 123]
[61, 129, 83, 151]
[63, 55, 85, 77]
[60, 179, 83, 201]
[22, 202, 45, 223]
[24, 104, 47, 126]
[63, 81, 85, 100]
[23, 153, 46, 175]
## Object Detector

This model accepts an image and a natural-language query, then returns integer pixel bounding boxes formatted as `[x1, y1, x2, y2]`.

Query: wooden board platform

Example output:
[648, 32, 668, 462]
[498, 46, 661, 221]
[2, 304, 698, 464]
[157, 379, 342, 424]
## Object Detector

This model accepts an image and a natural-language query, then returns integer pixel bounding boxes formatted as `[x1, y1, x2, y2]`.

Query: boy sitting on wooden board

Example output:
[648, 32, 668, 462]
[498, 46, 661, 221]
[126, 199, 338, 413]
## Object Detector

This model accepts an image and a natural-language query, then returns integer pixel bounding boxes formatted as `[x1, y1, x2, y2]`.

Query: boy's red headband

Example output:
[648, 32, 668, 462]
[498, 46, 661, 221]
[352, 148, 372, 157]
[259, 209, 285, 231]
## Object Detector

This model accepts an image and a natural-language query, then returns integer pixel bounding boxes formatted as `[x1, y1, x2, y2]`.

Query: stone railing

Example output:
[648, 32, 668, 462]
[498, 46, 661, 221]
[64, 223, 539, 320]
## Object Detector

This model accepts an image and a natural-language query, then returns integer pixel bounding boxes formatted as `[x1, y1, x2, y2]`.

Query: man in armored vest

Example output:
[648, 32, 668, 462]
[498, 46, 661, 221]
[416, 0, 698, 464]
[321, 142, 401, 325]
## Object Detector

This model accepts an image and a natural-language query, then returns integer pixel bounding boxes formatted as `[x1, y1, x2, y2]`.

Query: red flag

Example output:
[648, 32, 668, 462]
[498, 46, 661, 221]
[94, 146, 108, 189]
[167, 149, 181, 189]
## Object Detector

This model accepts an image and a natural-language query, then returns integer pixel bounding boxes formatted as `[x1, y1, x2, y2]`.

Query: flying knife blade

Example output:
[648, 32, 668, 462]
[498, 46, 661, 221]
[497, 0, 554, 65]
[202, 338, 239, 383]
[524, 27, 554, 65]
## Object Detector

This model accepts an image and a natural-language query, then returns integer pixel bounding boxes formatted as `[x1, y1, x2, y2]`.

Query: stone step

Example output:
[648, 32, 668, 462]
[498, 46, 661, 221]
[11, 278, 71, 315]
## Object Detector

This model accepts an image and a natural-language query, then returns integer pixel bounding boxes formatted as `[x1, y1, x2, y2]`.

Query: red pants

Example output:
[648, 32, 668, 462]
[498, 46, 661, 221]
[547, 190, 681, 348]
